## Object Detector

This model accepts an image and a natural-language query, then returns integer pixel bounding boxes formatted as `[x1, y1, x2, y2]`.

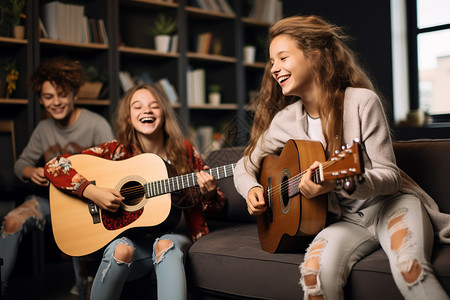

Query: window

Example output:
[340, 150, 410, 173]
[407, 0, 450, 120]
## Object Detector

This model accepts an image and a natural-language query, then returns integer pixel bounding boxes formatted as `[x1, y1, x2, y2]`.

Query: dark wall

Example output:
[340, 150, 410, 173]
[283, 0, 394, 122]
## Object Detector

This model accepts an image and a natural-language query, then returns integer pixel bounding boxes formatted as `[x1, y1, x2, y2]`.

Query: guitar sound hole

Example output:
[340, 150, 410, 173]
[120, 181, 144, 206]
[281, 176, 290, 208]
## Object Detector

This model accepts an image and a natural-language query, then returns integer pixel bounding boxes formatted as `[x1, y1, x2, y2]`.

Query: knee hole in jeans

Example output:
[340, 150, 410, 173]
[300, 239, 326, 300]
[3, 198, 43, 234]
[388, 209, 423, 284]
[154, 239, 174, 263]
[113, 242, 134, 263]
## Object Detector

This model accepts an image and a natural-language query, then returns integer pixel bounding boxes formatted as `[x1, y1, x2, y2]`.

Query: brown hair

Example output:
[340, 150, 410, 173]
[246, 15, 375, 160]
[114, 84, 192, 174]
[29, 58, 85, 96]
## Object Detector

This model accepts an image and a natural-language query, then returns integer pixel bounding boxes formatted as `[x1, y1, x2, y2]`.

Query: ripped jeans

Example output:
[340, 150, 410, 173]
[299, 193, 449, 300]
[90, 233, 191, 300]
[0, 195, 49, 293]
[0, 195, 90, 297]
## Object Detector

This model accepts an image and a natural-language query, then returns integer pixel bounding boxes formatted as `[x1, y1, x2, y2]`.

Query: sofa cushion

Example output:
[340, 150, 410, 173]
[187, 224, 304, 299]
[393, 139, 450, 214]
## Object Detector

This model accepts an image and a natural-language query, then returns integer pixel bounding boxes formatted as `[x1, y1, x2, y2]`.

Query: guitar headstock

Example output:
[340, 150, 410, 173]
[320, 139, 365, 193]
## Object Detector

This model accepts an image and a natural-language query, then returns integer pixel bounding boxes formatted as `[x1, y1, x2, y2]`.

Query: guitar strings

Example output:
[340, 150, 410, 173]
[268, 160, 337, 198]
[109, 164, 236, 199]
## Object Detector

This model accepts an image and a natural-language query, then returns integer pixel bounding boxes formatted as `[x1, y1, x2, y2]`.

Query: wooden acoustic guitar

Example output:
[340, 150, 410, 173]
[257, 139, 364, 253]
[49, 153, 235, 257]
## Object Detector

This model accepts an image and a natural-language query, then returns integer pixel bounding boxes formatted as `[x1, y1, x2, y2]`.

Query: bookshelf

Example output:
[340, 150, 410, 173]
[0, 0, 277, 162]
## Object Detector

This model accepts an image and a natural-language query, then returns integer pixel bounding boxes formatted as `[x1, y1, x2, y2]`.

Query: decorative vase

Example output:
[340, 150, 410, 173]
[243, 45, 256, 64]
[13, 25, 25, 39]
[208, 92, 221, 105]
[154, 35, 171, 52]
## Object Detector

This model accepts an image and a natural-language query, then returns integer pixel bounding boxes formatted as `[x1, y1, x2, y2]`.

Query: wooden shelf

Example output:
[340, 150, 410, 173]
[76, 99, 111, 105]
[186, 6, 235, 19]
[0, 36, 27, 45]
[242, 17, 271, 27]
[119, 45, 179, 57]
[244, 61, 266, 68]
[0, 98, 28, 105]
[187, 52, 236, 63]
[40, 38, 109, 50]
[121, 0, 178, 8]
[188, 103, 238, 110]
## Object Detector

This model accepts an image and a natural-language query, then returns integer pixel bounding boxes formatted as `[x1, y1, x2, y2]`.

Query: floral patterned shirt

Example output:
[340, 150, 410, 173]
[44, 139, 226, 241]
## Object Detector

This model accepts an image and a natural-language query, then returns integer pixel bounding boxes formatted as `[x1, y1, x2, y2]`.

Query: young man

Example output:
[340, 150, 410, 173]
[0, 58, 114, 298]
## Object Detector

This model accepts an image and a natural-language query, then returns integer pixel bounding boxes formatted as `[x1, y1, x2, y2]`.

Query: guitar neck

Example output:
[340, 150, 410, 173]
[144, 163, 236, 198]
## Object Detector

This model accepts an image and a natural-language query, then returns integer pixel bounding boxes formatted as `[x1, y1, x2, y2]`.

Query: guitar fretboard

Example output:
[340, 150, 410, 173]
[144, 163, 236, 198]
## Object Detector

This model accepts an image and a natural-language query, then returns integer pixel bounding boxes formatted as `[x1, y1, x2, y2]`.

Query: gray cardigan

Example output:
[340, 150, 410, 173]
[234, 87, 450, 243]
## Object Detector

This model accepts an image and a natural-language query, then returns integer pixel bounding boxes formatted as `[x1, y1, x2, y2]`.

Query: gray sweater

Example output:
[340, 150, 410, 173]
[14, 108, 114, 182]
[234, 87, 450, 243]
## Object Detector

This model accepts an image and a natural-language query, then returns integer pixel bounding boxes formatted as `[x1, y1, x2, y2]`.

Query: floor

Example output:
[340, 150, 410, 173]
[4, 258, 81, 300]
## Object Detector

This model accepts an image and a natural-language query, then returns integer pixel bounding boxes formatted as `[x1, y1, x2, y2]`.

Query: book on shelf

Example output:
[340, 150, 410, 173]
[192, 0, 234, 14]
[187, 68, 206, 105]
[248, 0, 283, 23]
[195, 33, 223, 55]
[42, 1, 107, 44]
[38, 18, 49, 38]
[118, 71, 134, 92]
[169, 35, 179, 53]
[156, 78, 179, 104]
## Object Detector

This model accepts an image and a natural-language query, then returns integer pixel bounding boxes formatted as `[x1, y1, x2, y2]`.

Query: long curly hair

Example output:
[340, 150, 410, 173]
[114, 84, 192, 174]
[245, 15, 375, 160]
[29, 58, 85, 96]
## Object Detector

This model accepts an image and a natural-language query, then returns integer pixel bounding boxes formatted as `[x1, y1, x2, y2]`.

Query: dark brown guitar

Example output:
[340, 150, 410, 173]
[257, 139, 364, 253]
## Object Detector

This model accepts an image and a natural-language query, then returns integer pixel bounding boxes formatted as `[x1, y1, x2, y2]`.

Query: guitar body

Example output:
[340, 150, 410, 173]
[257, 140, 327, 253]
[49, 153, 180, 257]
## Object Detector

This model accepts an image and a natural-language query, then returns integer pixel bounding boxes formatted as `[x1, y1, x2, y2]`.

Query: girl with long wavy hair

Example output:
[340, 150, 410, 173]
[45, 83, 225, 300]
[234, 15, 449, 300]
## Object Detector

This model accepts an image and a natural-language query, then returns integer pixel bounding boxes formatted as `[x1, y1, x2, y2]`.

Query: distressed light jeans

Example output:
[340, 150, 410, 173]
[0, 195, 90, 298]
[300, 193, 449, 300]
[90, 233, 191, 300]
[0, 195, 49, 294]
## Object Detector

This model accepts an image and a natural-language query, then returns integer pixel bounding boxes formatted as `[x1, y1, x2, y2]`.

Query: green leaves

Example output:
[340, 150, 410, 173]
[148, 13, 177, 36]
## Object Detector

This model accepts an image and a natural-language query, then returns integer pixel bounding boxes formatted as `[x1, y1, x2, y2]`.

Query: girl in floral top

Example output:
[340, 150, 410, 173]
[45, 84, 225, 300]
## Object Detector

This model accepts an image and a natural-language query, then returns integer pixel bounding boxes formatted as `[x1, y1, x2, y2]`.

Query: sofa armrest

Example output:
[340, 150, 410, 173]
[393, 139, 450, 214]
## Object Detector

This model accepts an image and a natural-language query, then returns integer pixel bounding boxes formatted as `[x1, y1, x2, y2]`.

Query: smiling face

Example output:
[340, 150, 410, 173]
[130, 88, 164, 138]
[269, 34, 315, 98]
[39, 81, 76, 123]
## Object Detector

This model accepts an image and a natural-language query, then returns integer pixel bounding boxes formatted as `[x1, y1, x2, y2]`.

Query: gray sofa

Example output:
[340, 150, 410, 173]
[120, 139, 450, 299]
[183, 139, 450, 300]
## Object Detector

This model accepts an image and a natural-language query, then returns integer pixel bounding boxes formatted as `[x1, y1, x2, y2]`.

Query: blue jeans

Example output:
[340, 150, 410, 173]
[299, 193, 448, 300]
[90, 233, 191, 300]
[0, 195, 88, 297]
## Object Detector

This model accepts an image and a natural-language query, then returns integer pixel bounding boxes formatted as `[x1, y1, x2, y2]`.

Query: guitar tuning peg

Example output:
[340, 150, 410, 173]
[341, 146, 346, 150]
[346, 144, 350, 149]
[343, 177, 356, 194]
[335, 150, 340, 154]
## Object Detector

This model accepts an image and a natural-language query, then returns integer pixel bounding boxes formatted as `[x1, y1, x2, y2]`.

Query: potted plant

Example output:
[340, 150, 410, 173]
[1, 0, 26, 38]
[208, 84, 221, 105]
[2, 59, 19, 98]
[147, 13, 177, 52]
[78, 65, 108, 99]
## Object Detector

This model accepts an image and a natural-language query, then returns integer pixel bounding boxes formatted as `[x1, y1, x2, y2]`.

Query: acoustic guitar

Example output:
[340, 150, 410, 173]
[257, 139, 364, 253]
[49, 153, 235, 257]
